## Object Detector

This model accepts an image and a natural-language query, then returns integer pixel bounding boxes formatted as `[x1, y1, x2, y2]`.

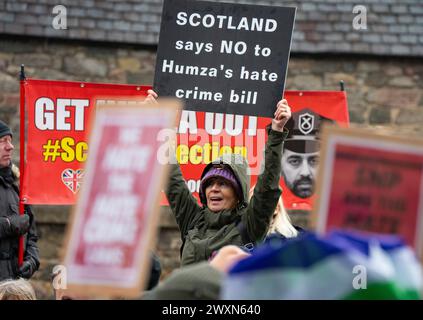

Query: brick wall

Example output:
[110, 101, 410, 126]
[2, 0, 423, 56]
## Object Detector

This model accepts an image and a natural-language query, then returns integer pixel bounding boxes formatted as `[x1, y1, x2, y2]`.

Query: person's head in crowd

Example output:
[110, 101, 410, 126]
[0, 120, 14, 169]
[146, 252, 162, 290]
[248, 186, 298, 238]
[199, 155, 247, 213]
[209, 245, 251, 273]
[0, 278, 36, 300]
[281, 109, 333, 199]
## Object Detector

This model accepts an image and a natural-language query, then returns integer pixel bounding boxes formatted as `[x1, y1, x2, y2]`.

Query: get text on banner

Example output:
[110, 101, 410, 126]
[21, 79, 150, 204]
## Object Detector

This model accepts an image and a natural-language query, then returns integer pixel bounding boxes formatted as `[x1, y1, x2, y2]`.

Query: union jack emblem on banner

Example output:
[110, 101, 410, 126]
[61, 169, 84, 194]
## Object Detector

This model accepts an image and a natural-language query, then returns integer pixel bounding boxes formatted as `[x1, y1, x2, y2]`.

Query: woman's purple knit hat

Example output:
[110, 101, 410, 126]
[199, 165, 242, 202]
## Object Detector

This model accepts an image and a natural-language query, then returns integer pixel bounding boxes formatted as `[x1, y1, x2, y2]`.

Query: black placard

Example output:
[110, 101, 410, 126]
[154, 0, 296, 118]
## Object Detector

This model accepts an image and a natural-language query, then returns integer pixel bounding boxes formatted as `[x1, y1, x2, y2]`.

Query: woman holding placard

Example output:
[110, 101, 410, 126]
[146, 90, 291, 265]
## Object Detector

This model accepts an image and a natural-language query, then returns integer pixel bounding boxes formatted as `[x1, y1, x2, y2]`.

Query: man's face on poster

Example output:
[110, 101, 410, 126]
[281, 149, 319, 198]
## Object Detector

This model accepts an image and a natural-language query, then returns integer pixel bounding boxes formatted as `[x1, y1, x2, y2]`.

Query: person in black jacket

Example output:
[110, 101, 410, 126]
[0, 120, 39, 281]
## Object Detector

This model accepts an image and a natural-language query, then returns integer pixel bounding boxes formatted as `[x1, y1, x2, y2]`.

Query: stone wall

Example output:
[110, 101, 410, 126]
[3, 0, 423, 57]
[0, 36, 422, 298]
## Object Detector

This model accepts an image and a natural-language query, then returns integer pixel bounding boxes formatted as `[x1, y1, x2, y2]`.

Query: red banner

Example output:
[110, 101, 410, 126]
[22, 79, 150, 204]
[162, 91, 349, 210]
[22, 81, 348, 211]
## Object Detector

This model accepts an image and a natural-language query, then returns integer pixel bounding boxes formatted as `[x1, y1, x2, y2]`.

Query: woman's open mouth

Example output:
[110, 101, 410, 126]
[209, 196, 223, 204]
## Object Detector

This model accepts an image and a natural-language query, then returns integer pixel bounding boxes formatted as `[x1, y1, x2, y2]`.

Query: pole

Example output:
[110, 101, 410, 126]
[18, 64, 26, 266]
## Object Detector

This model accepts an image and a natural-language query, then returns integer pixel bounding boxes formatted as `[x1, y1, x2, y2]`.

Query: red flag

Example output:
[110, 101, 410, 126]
[21, 79, 150, 204]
